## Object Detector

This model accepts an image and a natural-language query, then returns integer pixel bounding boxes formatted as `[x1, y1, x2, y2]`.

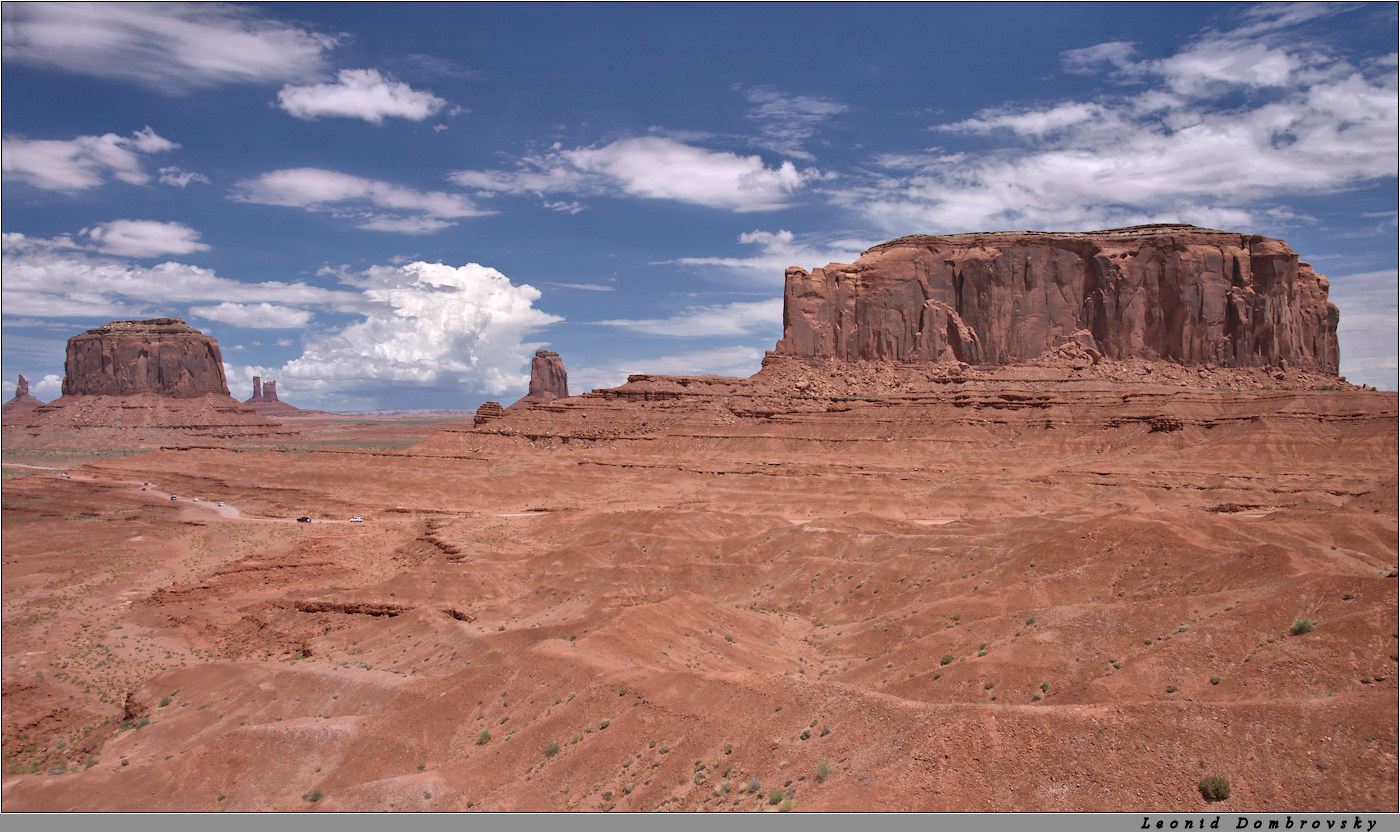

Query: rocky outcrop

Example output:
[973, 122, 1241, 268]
[2, 375, 46, 423]
[5, 319, 294, 444]
[474, 401, 506, 427]
[773, 225, 1340, 374]
[245, 376, 311, 417]
[506, 350, 571, 412]
[62, 318, 230, 397]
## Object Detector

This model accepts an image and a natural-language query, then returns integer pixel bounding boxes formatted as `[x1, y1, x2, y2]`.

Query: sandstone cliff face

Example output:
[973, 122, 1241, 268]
[528, 350, 569, 400]
[774, 225, 1340, 373]
[62, 319, 230, 397]
[244, 376, 308, 417]
[507, 350, 571, 412]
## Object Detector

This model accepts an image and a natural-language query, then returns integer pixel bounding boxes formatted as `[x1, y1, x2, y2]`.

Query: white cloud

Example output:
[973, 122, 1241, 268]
[744, 88, 848, 160]
[450, 136, 815, 212]
[546, 282, 614, 292]
[570, 345, 767, 394]
[277, 68, 447, 123]
[1, 127, 178, 190]
[159, 166, 210, 187]
[668, 229, 869, 282]
[262, 261, 562, 395]
[595, 299, 782, 338]
[32, 374, 62, 399]
[837, 13, 1398, 235]
[1, 231, 359, 318]
[1331, 268, 1399, 389]
[231, 167, 489, 233]
[189, 302, 312, 329]
[80, 220, 209, 257]
[1, 2, 337, 93]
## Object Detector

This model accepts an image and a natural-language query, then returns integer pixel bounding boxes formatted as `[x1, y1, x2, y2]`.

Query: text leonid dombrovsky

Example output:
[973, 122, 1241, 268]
[1141, 818, 1380, 831]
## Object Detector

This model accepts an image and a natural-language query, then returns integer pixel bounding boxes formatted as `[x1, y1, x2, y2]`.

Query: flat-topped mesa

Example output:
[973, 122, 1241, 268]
[62, 318, 230, 397]
[773, 224, 1340, 373]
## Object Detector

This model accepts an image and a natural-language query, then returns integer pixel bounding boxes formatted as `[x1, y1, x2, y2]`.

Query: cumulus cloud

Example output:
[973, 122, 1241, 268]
[277, 68, 447, 123]
[188, 301, 312, 329]
[838, 10, 1398, 234]
[744, 88, 848, 160]
[1, 2, 337, 93]
[31, 374, 63, 399]
[668, 229, 869, 282]
[1, 231, 359, 318]
[80, 220, 209, 257]
[262, 261, 562, 395]
[2, 127, 178, 190]
[159, 166, 210, 187]
[595, 298, 782, 338]
[451, 136, 815, 212]
[231, 167, 489, 233]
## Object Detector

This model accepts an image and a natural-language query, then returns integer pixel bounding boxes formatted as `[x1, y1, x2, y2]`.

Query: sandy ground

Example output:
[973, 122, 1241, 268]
[1, 380, 1396, 812]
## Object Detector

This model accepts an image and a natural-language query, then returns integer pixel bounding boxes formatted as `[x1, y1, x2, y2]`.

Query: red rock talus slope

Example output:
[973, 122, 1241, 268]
[1, 375, 46, 423]
[2, 366, 1393, 813]
[774, 225, 1339, 373]
[4, 319, 293, 445]
[507, 350, 571, 413]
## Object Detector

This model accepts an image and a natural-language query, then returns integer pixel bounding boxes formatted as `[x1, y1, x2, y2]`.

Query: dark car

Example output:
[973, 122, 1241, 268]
[296, 516, 312, 523]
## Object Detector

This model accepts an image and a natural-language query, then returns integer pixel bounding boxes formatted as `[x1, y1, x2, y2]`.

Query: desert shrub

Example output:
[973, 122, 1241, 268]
[940, 654, 955, 666]
[1290, 618, 1316, 636]
[1210, 676, 1221, 686]
[1040, 682, 1049, 692]
[1199, 776, 1230, 802]
[304, 788, 323, 803]
[600, 718, 610, 729]
[983, 681, 995, 690]
[1166, 685, 1178, 693]
[476, 729, 491, 745]
[769, 789, 785, 805]
[545, 741, 560, 757]
[158, 695, 172, 708]
[1025, 616, 1037, 625]
[746, 777, 762, 794]
[799, 728, 811, 740]
[659, 745, 670, 754]
[780, 798, 795, 812]
[817, 760, 831, 781]
[820, 724, 831, 737]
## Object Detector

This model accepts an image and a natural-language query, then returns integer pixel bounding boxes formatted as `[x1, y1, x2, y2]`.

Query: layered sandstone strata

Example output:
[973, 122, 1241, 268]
[773, 225, 1340, 373]
[244, 376, 309, 417]
[62, 318, 230, 397]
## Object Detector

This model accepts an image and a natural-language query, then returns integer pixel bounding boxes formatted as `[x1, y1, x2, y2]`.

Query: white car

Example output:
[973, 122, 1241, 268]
[350, 516, 364, 522]
[217, 502, 225, 507]
[192, 498, 200, 502]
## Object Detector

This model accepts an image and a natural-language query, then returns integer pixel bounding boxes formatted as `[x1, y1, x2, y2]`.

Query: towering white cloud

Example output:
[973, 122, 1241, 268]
[268, 261, 562, 394]
[277, 69, 447, 124]
[1, 2, 337, 93]
[2, 127, 178, 190]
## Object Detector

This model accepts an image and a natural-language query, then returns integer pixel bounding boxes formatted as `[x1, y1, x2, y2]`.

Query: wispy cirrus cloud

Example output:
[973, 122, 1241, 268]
[594, 298, 782, 338]
[743, 87, 848, 160]
[188, 301, 313, 329]
[231, 167, 490, 233]
[451, 136, 816, 212]
[836, 5, 1397, 235]
[1, 127, 178, 190]
[0, 2, 338, 93]
[277, 68, 448, 124]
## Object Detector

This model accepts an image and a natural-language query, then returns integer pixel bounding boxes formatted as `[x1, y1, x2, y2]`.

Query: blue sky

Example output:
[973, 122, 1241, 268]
[3, 2, 1396, 411]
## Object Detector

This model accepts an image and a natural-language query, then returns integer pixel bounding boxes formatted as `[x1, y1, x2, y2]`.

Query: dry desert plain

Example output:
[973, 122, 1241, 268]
[2, 361, 1397, 812]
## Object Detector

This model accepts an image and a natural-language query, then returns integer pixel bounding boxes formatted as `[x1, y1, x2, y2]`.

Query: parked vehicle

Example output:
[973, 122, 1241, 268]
[297, 516, 311, 523]
[170, 496, 178, 501]
[350, 517, 364, 522]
